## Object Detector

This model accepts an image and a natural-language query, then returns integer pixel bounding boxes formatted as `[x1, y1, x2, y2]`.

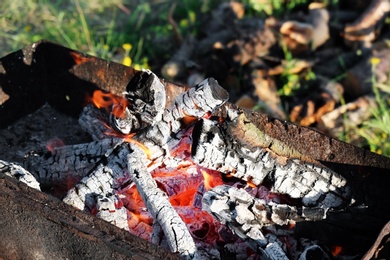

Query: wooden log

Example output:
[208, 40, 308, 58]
[128, 144, 199, 259]
[202, 185, 328, 253]
[63, 142, 130, 211]
[192, 116, 351, 208]
[24, 138, 120, 187]
[0, 173, 179, 260]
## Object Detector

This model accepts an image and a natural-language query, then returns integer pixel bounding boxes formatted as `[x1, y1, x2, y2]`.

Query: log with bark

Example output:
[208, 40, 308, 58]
[0, 172, 179, 260]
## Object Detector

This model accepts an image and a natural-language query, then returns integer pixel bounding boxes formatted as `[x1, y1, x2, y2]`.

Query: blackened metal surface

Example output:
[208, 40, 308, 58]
[0, 40, 137, 128]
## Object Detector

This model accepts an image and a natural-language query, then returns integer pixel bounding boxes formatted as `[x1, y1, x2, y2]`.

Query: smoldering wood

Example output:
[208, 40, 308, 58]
[96, 193, 129, 231]
[24, 138, 120, 187]
[63, 142, 130, 211]
[192, 115, 351, 208]
[2, 42, 390, 259]
[128, 144, 199, 259]
[142, 77, 229, 148]
[125, 70, 166, 128]
[0, 173, 179, 260]
[57, 77, 229, 259]
[202, 185, 328, 253]
[0, 160, 40, 190]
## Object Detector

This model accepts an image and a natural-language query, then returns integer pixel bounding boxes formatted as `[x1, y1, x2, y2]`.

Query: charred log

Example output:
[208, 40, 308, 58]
[128, 144, 199, 259]
[192, 114, 351, 209]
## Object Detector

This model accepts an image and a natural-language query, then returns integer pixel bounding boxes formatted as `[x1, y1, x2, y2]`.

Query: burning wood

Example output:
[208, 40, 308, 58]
[202, 185, 327, 251]
[2, 42, 390, 259]
[192, 113, 351, 208]
[128, 144, 198, 259]
[60, 73, 229, 259]
[25, 138, 119, 188]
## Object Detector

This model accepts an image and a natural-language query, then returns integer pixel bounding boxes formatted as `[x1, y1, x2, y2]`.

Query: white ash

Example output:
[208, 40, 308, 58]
[0, 160, 40, 190]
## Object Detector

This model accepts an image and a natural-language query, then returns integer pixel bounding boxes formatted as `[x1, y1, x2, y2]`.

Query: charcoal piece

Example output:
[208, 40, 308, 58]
[0, 160, 40, 190]
[192, 115, 351, 208]
[128, 144, 199, 259]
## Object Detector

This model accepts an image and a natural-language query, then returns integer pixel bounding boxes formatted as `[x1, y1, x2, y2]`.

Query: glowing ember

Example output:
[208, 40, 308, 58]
[331, 245, 343, 257]
[201, 170, 223, 191]
[45, 137, 65, 153]
[69, 51, 90, 65]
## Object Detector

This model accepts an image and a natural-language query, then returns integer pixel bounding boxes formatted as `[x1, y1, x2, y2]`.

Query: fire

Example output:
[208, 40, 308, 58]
[169, 186, 198, 206]
[88, 90, 128, 118]
[87, 90, 155, 158]
[85, 90, 234, 250]
[202, 170, 223, 191]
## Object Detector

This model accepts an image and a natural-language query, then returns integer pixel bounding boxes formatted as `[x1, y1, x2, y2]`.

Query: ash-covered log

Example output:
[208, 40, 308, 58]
[192, 113, 351, 209]
[128, 144, 199, 259]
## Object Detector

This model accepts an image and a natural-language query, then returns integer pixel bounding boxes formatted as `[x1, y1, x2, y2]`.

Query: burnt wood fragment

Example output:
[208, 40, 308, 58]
[192, 114, 351, 208]
[24, 138, 119, 188]
[0, 160, 40, 190]
[128, 144, 199, 259]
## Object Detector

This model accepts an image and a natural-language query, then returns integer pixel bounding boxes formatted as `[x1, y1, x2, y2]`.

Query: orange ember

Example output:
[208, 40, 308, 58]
[331, 245, 343, 257]
[201, 170, 223, 191]
[70, 52, 90, 65]
[169, 186, 198, 206]
[45, 137, 65, 153]
[88, 90, 128, 118]
[247, 180, 257, 188]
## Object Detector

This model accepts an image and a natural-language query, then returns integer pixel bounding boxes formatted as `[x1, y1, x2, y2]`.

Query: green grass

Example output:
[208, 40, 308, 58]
[0, 0, 220, 69]
[355, 59, 390, 156]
